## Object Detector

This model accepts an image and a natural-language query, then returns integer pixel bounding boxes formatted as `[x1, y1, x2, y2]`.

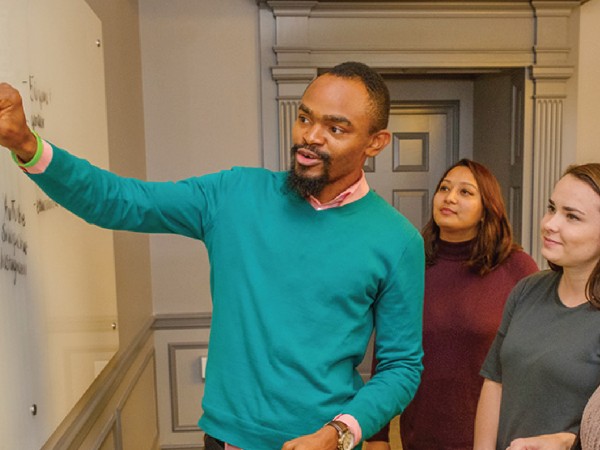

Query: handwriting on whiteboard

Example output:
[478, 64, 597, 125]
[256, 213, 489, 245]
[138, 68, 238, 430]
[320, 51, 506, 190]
[1, 194, 28, 285]
[29, 75, 50, 131]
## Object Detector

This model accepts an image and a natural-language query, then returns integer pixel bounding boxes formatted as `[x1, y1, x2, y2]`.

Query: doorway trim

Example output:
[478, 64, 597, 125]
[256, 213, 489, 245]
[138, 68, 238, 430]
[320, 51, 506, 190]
[259, 0, 582, 264]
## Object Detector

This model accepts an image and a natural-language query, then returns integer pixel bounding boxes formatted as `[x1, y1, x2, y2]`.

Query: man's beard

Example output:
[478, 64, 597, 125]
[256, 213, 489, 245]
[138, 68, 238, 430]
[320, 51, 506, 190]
[286, 144, 331, 198]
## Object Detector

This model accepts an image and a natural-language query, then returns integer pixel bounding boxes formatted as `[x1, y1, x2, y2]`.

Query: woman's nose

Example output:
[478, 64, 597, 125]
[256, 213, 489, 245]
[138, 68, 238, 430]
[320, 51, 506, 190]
[444, 189, 458, 203]
[541, 213, 558, 232]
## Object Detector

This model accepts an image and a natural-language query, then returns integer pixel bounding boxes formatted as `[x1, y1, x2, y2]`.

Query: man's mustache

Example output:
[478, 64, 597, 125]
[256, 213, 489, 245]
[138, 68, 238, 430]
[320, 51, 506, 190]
[291, 144, 331, 162]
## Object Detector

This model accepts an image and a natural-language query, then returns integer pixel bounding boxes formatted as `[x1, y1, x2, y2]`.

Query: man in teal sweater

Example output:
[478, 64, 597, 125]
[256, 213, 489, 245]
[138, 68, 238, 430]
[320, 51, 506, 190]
[0, 62, 424, 450]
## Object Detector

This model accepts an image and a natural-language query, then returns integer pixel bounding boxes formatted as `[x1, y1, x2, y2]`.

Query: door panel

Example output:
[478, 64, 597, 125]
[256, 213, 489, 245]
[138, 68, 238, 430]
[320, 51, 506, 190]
[365, 102, 459, 231]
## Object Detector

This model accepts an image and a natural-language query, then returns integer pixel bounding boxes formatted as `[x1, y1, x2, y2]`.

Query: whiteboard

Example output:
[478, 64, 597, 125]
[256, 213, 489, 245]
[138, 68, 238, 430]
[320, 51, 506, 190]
[0, 0, 118, 448]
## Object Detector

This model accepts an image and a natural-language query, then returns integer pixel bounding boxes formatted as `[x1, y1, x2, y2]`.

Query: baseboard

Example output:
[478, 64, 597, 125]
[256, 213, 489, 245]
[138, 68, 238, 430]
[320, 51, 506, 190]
[160, 445, 204, 450]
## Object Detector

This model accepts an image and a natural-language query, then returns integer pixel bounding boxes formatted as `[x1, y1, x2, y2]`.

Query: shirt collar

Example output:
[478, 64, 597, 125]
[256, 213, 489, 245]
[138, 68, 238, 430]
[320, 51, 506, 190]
[308, 171, 370, 210]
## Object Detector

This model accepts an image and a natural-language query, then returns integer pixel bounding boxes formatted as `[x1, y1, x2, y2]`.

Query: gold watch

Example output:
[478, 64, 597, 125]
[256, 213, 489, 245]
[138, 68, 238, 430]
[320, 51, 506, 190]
[326, 420, 355, 450]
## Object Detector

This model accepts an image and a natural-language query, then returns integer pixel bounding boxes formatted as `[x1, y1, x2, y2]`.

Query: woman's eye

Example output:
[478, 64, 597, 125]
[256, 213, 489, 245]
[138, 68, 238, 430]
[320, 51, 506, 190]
[546, 204, 555, 213]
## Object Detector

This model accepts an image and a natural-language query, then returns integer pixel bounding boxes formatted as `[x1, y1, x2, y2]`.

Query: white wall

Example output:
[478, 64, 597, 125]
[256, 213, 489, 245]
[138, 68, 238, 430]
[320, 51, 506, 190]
[577, 0, 600, 164]
[139, 0, 263, 314]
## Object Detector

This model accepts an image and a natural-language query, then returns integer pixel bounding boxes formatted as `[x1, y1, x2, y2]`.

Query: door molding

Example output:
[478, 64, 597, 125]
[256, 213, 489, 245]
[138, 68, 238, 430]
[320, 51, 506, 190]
[260, 0, 581, 264]
[367, 100, 460, 229]
[388, 101, 459, 170]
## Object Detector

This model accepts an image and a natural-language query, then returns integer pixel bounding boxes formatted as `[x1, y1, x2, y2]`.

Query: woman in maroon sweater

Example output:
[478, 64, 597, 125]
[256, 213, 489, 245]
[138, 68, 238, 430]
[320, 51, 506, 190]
[366, 159, 538, 450]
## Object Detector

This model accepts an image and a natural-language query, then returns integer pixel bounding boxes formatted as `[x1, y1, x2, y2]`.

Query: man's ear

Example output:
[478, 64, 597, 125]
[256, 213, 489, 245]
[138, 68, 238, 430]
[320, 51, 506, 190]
[365, 129, 391, 157]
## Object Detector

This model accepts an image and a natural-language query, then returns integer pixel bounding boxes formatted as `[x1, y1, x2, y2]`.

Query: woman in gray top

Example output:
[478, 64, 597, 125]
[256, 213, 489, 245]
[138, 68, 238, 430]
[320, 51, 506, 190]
[474, 163, 600, 450]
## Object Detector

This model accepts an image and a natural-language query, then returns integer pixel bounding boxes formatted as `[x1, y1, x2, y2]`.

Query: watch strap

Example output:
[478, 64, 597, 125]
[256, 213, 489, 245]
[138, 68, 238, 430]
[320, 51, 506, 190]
[327, 419, 348, 434]
[326, 420, 352, 450]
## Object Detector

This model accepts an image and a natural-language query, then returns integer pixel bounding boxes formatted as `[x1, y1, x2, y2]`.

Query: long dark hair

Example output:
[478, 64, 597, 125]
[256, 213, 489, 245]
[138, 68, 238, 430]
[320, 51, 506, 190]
[422, 159, 520, 276]
[547, 163, 600, 309]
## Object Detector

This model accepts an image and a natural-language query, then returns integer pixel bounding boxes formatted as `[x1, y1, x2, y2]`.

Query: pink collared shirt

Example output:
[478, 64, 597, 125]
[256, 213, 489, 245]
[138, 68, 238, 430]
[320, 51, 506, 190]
[17, 140, 365, 448]
[308, 172, 369, 210]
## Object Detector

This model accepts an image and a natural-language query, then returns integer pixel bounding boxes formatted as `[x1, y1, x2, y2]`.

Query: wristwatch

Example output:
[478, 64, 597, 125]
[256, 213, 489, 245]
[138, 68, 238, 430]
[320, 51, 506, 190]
[326, 420, 355, 450]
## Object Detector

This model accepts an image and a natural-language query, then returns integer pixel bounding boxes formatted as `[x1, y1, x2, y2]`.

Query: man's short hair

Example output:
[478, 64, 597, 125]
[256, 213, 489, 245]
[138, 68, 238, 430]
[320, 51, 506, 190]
[327, 61, 390, 133]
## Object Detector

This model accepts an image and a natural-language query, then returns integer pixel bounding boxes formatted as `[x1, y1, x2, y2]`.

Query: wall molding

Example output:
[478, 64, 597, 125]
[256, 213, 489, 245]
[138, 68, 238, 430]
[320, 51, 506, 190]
[168, 342, 209, 432]
[265, 0, 537, 18]
[153, 313, 212, 331]
[160, 445, 203, 450]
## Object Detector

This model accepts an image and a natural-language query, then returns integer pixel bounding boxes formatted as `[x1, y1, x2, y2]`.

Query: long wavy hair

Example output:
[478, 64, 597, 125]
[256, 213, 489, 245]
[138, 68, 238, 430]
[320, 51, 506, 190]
[422, 159, 520, 276]
[547, 163, 600, 309]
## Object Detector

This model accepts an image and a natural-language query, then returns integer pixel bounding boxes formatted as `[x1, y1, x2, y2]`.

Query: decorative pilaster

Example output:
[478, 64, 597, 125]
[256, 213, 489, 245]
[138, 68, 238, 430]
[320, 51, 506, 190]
[529, 0, 578, 265]
[529, 65, 574, 265]
[278, 99, 301, 169]
[272, 66, 317, 170]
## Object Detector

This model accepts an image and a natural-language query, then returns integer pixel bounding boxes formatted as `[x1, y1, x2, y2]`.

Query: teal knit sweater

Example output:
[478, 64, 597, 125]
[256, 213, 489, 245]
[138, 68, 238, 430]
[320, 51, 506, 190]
[29, 145, 425, 449]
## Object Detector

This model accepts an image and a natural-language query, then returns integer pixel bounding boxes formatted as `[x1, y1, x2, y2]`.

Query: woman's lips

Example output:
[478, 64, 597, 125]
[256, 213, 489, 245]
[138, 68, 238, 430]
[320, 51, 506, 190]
[438, 207, 456, 216]
[543, 236, 561, 247]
